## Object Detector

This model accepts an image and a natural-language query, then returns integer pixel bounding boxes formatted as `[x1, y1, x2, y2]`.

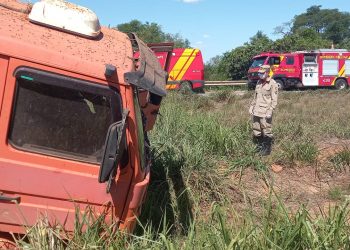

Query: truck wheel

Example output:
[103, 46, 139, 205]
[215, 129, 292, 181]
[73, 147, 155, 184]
[0, 234, 16, 249]
[275, 79, 285, 90]
[247, 81, 256, 90]
[193, 87, 205, 94]
[179, 81, 193, 94]
[335, 79, 348, 90]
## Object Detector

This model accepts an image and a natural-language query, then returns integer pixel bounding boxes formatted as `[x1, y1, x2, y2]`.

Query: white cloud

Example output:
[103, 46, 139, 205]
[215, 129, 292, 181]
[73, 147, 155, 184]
[195, 41, 203, 45]
[203, 34, 210, 38]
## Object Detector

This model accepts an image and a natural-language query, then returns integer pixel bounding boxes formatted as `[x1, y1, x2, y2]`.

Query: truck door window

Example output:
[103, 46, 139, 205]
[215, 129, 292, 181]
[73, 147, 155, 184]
[286, 56, 295, 65]
[8, 68, 122, 164]
[322, 60, 339, 76]
[269, 57, 281, 65]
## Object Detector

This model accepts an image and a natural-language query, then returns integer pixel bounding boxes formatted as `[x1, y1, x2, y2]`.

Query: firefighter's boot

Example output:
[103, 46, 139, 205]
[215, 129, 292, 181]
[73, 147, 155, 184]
[260, 136, 273, 156]
[253, 135, 263, 153]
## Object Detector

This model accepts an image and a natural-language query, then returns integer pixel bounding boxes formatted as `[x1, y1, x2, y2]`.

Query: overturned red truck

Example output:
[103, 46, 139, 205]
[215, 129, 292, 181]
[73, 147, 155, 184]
[248, 49, 350, 90]
[0, 0, 167, 247]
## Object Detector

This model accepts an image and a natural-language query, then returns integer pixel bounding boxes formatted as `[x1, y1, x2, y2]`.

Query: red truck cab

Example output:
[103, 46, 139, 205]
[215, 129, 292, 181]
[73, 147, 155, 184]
[0, 0, 167, 246]
[247, 52, 302, 90]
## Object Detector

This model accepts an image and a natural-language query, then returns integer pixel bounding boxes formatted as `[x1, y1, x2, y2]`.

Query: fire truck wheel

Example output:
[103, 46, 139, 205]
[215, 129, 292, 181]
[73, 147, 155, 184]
[335, 79, 348, 90]
[275, 79, 285, 90]
[179, 81, 193, 94]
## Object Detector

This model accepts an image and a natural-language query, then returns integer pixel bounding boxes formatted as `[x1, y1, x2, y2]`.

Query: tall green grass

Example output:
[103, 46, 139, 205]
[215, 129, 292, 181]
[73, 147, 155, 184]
[17, 194, 350, 249]
[17, 91, 350, 249]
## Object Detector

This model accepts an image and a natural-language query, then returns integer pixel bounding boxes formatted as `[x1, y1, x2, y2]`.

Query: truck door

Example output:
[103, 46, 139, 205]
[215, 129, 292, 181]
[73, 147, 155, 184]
[320, 59, 340, 86]
[0, 59, 132, 234]
[0, 55, 9, 116]
[302, 54, 319, 86]
[285, 55, 298, 75]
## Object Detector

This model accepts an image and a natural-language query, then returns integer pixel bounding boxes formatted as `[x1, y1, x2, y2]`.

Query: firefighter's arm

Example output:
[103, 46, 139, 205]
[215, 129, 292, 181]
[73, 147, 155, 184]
[271, 82, 278, 110]
[267, 83, 278, 118]
[249, 93, 256, 115]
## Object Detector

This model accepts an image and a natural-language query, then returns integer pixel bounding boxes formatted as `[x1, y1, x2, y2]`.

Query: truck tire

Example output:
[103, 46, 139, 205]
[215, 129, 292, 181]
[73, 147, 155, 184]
[0, 233, 16, 249]
[247, 81, 256, 90]
[179, 81, 193, 94]
[335, 79, 348, 90]
[275, 79, 285, 90]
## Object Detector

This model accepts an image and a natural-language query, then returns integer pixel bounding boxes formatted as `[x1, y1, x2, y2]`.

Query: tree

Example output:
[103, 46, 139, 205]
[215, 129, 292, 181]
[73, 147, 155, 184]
[273, 29, 331, 52]
[205, 32, 273, 80]
[164, 33, 190, 48]
[115, 20, 190, 48]
[339, 38, 350, 50]
[292, 6, 350, 44]
[225, 32, 273, 80]
[205, 55, 227, 81]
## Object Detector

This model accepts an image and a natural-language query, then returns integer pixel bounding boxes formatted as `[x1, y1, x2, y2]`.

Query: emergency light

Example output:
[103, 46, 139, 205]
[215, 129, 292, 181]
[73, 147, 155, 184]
[28, 0, 101, 38]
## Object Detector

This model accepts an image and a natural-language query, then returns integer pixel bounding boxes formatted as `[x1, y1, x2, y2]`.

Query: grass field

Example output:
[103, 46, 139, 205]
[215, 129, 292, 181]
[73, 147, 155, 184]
[18, 89, 350, 249]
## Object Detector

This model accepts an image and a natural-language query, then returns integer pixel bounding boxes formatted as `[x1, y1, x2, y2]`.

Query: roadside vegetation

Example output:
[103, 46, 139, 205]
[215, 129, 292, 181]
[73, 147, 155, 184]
[18, 90, 350, 249]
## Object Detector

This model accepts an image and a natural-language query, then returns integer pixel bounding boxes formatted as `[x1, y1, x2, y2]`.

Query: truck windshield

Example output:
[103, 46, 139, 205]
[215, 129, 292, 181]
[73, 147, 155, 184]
[9, 69, 122, 164]
[250, 57, 267, 68]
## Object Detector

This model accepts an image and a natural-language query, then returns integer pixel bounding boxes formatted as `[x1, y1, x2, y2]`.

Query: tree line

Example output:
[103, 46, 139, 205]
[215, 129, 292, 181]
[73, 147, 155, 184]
[116, 6, 350, 80]
[115, 20, 190, 48]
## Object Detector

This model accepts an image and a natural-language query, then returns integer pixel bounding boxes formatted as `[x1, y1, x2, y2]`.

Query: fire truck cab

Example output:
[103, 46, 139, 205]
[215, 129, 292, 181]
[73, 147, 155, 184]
[247, 52, 302, 90]
[0, 0, 166, 246]
[248, 49, 350, 90]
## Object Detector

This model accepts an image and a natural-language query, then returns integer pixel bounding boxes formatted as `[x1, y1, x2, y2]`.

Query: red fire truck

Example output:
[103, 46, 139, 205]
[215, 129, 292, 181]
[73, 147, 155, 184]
[148, 43, 205, 93]
[248, 49, 350, 90]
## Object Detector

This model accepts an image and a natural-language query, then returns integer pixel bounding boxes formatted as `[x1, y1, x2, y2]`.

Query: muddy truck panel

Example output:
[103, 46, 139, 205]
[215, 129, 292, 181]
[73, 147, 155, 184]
[0, 0, 166, 236]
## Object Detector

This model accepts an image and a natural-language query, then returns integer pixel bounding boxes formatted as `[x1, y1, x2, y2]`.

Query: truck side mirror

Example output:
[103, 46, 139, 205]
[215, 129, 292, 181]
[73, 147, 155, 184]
[98, 109, 129, 190]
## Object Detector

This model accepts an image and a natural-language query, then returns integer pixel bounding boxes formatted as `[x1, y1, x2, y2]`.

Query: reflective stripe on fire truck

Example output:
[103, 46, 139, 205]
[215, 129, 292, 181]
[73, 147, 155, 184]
[166, 84, 178, 90]
[331, 64, 346, 85]
[169, 49, 199, 81]
[268, 56, 284, 78]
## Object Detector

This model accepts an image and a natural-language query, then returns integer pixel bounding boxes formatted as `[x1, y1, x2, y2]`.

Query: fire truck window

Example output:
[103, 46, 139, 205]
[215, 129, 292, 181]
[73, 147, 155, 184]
[304, 55, 317, 64]
[9, 76, 120, 164]
[269, 57, 281, 65]
[322, 60, 339, 76]
[345, 60, 350, 76]
[286, 56, 295, 65]
[250, 57, 267, 68]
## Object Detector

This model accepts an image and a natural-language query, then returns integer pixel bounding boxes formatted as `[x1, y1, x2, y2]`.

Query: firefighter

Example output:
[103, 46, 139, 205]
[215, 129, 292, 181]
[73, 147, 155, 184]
[249, 65, 278, 156]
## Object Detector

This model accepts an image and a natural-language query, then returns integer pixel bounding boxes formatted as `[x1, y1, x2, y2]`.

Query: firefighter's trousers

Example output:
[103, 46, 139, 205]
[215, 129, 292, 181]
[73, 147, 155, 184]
[252, 115, 273, 138]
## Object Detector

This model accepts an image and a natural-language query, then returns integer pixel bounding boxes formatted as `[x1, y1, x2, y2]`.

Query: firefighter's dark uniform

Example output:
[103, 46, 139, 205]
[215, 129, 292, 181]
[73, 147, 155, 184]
[249, 65, 278, 155]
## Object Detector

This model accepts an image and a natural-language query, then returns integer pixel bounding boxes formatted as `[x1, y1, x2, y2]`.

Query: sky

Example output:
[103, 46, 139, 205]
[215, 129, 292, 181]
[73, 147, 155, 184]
[36, 0, 350, 63]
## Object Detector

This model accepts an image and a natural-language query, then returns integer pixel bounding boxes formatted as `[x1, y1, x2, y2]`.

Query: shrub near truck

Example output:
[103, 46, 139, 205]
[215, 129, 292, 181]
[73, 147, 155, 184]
[0, 0, 167, 246]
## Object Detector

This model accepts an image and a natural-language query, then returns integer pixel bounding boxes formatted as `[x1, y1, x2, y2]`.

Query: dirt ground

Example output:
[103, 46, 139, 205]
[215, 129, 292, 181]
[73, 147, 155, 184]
[228, 139, 350, 216]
